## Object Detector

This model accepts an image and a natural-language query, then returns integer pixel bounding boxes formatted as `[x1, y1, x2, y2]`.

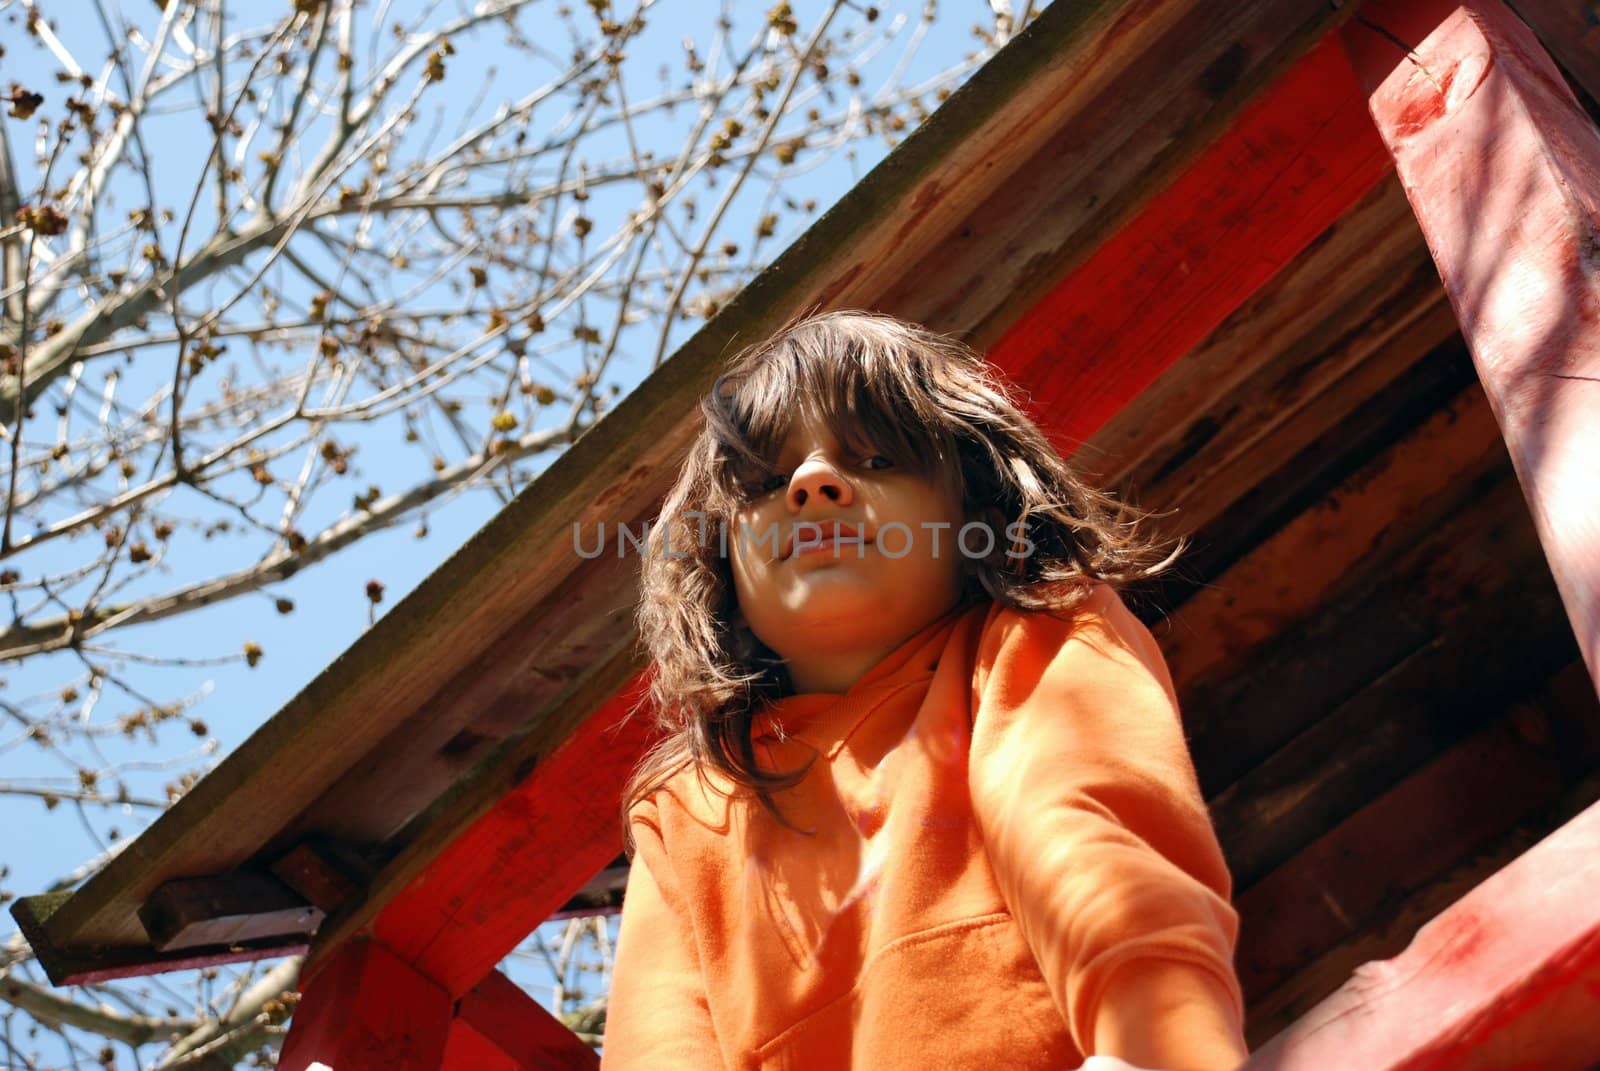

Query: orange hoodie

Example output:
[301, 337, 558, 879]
[603, 585, 1247, 1071]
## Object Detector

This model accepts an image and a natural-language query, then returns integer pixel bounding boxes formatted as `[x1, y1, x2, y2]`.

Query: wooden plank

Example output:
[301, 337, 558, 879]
[1127, 326, 1482, 638]
[277, 937, 452, 1071]
[305, 651, 654, 996]
[1080, 173, 1422, 487]
[1125, 258, 1457, 539]
[1245, 661, 1600, 1045]
[887, 4, 1372, 348]
[269, 841, 364, 914]
[1234, 705, 1565, 1005]
[445, 971, 598, 1071]
[1186, 460, 1546, 796]
[137, 873, 320, 952]
[1203, 464, 1561, 806]
[1344, 0, 1600, 691]
[1506, 0, 1600, 106]
[271, 549, 638, 854]
[9, 892, 306, 987]
[980, 34, 1393, 449]
[1242, 797, 1600, 1071]
[1160, 379, 1506, 699]
[27, 0, 1294, 960]
[1209, 545, 1578, 889]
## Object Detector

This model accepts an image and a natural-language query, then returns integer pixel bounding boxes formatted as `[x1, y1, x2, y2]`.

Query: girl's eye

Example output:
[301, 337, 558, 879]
[742, 473, 787, 498]
[862, 455, 894, 471]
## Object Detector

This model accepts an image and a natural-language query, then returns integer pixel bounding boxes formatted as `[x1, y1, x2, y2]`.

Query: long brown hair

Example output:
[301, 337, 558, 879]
[624, 310, 1179, 836]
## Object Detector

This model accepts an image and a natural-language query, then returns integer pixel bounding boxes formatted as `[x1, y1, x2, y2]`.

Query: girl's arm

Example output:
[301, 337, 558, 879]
[968, 585, 1248, 1071]
[601, 815, 727, 1069]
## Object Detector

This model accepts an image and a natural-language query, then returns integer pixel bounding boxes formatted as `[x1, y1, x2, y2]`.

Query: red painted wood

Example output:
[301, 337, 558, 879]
[1342, 0, 1600, 693]
[988, 35, 1394, 451]
[370, 673, 656, 997]
[1242, 799, 1600, 1070]
[277, 937, 453, 1071]
[442, 1019, 522, 1071]
[442, 970, 599, 1071]
[47, 942, 307, 987]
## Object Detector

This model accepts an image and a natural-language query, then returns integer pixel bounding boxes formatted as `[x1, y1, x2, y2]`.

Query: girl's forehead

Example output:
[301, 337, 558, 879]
[772, 404, 842, 452]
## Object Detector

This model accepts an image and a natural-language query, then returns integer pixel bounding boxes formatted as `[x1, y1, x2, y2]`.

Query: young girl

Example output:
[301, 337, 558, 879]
[602, 311, 1248, 1071]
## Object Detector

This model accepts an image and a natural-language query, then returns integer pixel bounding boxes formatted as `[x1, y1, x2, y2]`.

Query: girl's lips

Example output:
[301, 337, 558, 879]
[790, 534, 872, 559]
[783, 521, 868, 560]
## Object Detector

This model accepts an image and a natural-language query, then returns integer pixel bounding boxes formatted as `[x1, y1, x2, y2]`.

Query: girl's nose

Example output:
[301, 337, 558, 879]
[787, 455, 854, 510]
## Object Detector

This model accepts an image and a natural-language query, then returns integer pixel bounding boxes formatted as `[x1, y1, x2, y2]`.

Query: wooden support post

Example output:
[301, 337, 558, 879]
[1242, 799, 1600, 1070]
[277, 938, 453, 1071]
[1342, 0, 1600, 693]
[441, 970, 599, 1071]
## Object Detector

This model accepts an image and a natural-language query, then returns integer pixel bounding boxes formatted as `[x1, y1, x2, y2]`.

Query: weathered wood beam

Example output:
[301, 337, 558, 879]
[9, 891, 305, 987]
[1082, 173, 1424, 487]
[1202, 466, 1574, 864]
[1244, 661, 1600, 1045]
[1171, 347, 1478, 781]
[1234, 704, 1565, 1005]
[1344, 0, 1600, 691]
[441, 971, 598, 1071]
[885, 3, 1372, 347]
[1505, 0, 1600, 106]
[268, 840, 367, 915]
[1207, 513, 1577, 889]
[1160, 379, 1507, 699]
[981, 34, 1392, 449]
[275, 937, 452, 1071]
[273, 552, 639, 854]
[1242, 795, 1600, 1070]
[1122, 259, 1456, 539]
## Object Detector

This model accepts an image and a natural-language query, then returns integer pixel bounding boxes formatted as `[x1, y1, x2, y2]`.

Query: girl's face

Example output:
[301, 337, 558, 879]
[727, 404, 969, 695]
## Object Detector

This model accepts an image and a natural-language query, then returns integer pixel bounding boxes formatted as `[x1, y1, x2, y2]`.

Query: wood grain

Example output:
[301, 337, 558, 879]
[1160, 380, 1507, 702]
[1192, 469, 1560, 805]
[1079, 174, 1420, 486]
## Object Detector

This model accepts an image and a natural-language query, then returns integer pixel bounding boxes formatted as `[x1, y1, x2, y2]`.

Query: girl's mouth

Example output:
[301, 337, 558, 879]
[785, 522, 870, 560]
[791, 534, 872, 559]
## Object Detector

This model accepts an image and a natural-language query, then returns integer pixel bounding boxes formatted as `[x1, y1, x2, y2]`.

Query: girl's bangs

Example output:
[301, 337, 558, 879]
[706, 337, 951, 508]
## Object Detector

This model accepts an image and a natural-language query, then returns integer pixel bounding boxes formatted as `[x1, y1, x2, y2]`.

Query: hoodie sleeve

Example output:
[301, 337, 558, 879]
[600, 806, 727, 1070]
[967, 585, 1247, 1071]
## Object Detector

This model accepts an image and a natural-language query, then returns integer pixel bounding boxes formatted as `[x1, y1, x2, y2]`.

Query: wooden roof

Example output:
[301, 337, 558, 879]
[15, 0, 1600, 1049]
